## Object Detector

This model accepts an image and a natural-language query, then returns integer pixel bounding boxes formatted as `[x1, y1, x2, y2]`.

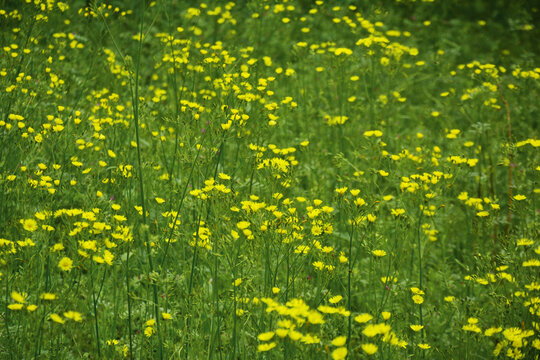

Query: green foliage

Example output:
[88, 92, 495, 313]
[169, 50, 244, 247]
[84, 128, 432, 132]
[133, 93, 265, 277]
[0, 0, 538, 359]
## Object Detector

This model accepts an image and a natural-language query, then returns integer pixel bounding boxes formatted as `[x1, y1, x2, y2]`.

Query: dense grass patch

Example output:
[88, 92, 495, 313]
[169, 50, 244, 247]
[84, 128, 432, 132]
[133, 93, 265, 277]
[0, 0, 539, 359]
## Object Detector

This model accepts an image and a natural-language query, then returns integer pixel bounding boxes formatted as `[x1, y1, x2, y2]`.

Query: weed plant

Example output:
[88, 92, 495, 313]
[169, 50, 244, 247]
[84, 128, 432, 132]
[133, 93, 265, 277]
[0, 0, 538, 359]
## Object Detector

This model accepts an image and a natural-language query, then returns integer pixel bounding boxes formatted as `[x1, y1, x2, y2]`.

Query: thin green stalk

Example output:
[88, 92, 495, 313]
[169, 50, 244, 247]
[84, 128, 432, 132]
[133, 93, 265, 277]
[264, 238, 270, 294]
[160, 142, 204, 270]
[185, 213, 202, 359]
[187, 242, 199, 298]
[125, 239, 133, 357]
[164, 1, 185, 180]
[185, 135, 223, 358]
[207, 253, 219, 359]
[347, 222, 354, 351]
[416, 207, 425, 357]
[379, 219, 399, 316]
[232, 283, 237, 360]
[4, 272, 14, 360]
[129, 1, 163, 359]
[285, 249, 290, 302]
[90, 265, 102, 357]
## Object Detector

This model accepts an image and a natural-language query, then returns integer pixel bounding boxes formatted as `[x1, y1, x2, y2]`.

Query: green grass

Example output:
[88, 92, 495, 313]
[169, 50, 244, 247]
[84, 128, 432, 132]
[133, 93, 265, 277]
[0, 0, 539, 359]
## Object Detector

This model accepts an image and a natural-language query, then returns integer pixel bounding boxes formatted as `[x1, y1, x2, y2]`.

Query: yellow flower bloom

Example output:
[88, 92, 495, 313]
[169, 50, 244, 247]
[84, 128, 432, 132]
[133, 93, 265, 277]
[144, 326, 154, 337]
[354, 313, 373, 323]
[516, 238, 533, 246]
[331, 336, 347, 347]
[21, 218, 38, 232]
[462, 324, 481, 333]
[257, 342, 276, 352]
[523, 259, 540, 267]
[64, 311, 83, 322]
[361, 343, 378, 355]
[58, 257, 73, 271]
[331, 347, 347, 360]
[237, 221, 250, 230]
[391, 208, 405, 217]
[485, 327, 502, 336]
[372, 250, 387, 257]
[8, 303, 24, 310]
[257, 331, 275, 341]
[11, 291, 27, 303]
[40, 293, 56, 300]
[363, 323, 391, 337]
[288, 330, 302, 341]
[49, 313, 65, 324]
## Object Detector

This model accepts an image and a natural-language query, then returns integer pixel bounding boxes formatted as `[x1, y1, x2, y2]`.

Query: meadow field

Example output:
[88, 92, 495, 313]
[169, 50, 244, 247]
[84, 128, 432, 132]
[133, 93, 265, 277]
[0, 0, 539, 358]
